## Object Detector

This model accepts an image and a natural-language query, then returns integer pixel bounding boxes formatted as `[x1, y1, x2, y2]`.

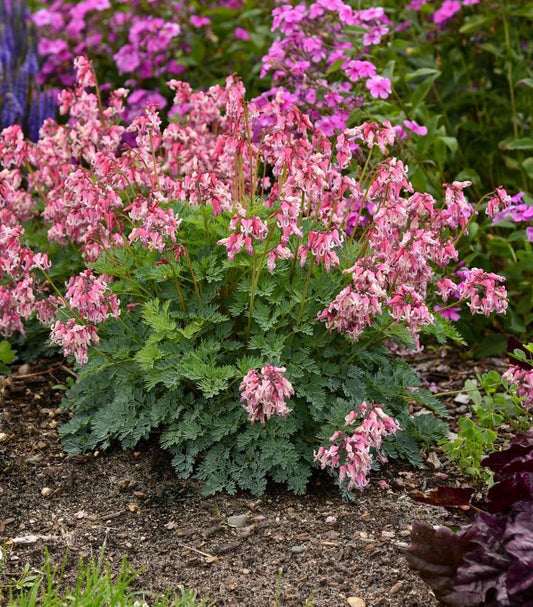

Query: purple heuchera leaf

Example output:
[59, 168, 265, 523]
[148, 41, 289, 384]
[504, 501, 533, 598]
[407, 431, 533, 606]
[408, 503, 533, 606]
[483, 430, 533, 514]
[483, 429, 533, 479]
[486, 473, 533, 514]
[454, 512, 512, 606]
[405, 522, 477, 606]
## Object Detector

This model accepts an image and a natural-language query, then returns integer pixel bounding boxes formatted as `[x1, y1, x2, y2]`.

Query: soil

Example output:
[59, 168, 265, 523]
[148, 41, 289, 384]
[0, 352, 508, 606]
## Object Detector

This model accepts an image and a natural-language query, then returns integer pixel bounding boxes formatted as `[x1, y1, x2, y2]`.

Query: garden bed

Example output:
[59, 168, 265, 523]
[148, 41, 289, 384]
[0, 353, 506, 606]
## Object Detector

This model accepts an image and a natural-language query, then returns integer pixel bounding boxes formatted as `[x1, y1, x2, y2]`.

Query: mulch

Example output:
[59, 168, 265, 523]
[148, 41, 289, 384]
[0, 351, 507, 606]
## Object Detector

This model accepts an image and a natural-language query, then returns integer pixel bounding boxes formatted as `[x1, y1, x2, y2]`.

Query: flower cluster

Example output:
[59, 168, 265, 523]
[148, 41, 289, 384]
[240, 365, 294, 425]
[48, 270, 120, 365]
[406, 0, 480, 27]
[438, 268, 508, 317]
[261, 1, 393, 135]
[318, 164, 507, 349]
[218, 207, 269, 262]
[0, 57, 510, 367]
[314, 402, 400, 490]
[31, 0, 252, 120]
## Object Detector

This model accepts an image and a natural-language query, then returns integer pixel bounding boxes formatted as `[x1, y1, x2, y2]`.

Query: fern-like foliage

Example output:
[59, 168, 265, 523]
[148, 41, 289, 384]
[60, 202, 451, 496]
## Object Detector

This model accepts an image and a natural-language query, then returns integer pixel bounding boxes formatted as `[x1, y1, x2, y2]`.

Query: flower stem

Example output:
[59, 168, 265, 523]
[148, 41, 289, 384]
[295, 257, 314, 329]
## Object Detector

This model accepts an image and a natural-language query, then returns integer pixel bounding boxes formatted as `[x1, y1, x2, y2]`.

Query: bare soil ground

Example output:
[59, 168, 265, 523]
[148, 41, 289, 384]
[0, 353, 507, 606]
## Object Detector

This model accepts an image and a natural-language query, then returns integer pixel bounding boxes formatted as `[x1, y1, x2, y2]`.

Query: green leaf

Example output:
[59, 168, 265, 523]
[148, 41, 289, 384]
[142, 299, 176, 332]
[134, 342, 163, 370]
[500, 137, 533, 151]
[0, 340, 16, 365]
[327, 58, 344, 74]
[436, 136, 458, 155]
[459, 14, 496, 34]
[522, 157, 533, 179]
[424, 315, 466, 345]
[248, 333, 288, 360]
[511, 4, 533, 18]
[405, 67, 441, 81]
[518, 78, 533, 89]
[408, 69, 441, 111]
[177, 320, 204, 339]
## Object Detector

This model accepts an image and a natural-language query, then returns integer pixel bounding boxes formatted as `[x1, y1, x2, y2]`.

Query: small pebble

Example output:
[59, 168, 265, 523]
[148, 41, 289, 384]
[227, 514, 248, 528]
[41, 487, 52, 497]
[347, 598, 366, 607]
[389, 581, 403, 594]
[290, 545, 306, 554]
[0, 432, 8, 442]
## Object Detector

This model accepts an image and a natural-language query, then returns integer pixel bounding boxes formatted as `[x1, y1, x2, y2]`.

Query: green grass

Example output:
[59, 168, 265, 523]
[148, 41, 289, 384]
[0, 545, 212, 607]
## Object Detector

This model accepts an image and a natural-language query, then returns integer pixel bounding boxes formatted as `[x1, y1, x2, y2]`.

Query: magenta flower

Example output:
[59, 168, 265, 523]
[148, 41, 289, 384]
[403, 120, 428, 136]
[344, 59, 376, 82]
[366, 75, 391, 99]
[433, 0, 462, 25]
[434, 304, 461, 322]
[234, 27, 250, 41]
[189, 15, 211, 28]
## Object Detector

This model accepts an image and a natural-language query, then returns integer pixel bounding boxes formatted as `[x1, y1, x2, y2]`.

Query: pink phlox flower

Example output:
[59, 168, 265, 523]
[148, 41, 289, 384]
[363, 25, 389, 47]
[403, 120, 428, 136]
[434, 304, 461, 322]
[189, 15, 211, 28]
[234, 27, 250, 41]
[433, 0, 462, 25]
[366, 75, 392, 99]
[343, 59, 376, 81]
[406, 0, 429, 9]
[240, 365, 294, 425]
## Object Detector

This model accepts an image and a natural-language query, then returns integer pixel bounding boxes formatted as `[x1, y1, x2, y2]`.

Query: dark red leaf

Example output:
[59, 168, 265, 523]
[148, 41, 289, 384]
[409, 486, 474, 507]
